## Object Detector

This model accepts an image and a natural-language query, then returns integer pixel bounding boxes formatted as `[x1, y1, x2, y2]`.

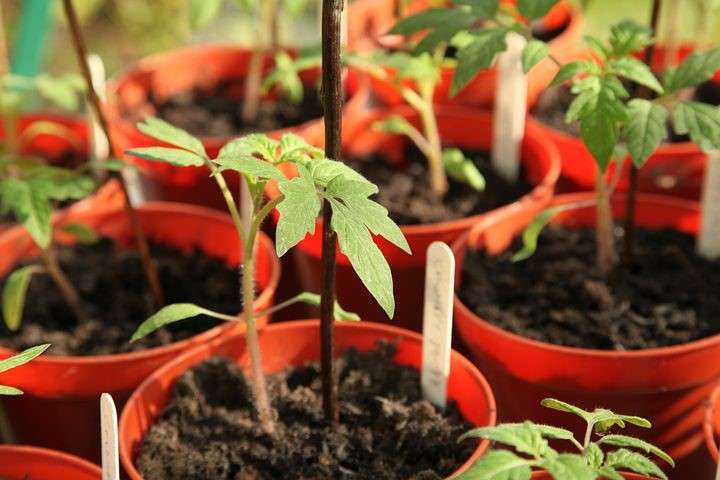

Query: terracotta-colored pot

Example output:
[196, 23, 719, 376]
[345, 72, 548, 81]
[108, 45, 369, 210]
[0, 445, 101, 479]
[0, 114, 122, 232]
[268, 105, 560, 331]
[531, 44, 719, 199]
[119, 319, 497, 479]
[0, 201, 279, 462]
[453, 192, 718, 477]
[358, 0, 584, 109]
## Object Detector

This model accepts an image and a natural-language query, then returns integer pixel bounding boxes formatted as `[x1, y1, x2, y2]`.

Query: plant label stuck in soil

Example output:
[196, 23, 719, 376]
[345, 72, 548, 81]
[87, 53, 110, 163]
[421, 241, 455, 410]
[492, 32, 527, 183]
[100, 392, 120, 480]
[699, 151, 720, 259]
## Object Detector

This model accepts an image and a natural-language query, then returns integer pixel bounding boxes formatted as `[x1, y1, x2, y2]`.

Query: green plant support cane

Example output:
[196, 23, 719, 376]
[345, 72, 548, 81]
[11, 0, 52, 77]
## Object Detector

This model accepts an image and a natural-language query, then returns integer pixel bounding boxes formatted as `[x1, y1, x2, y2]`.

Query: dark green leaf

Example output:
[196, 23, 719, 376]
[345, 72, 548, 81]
[550, 61, 595, 86]
[576, 80, 628, 171]
[512, 206, 561, 262]
[522, 40, 549, 73]
[672, 101, 720, 151]
[452, 28, 507, 96]
[597, 435, 674, 466]
[389, 8, 470, 36]
[608, 57, 663, 94]
[131, 304, 235, 342]
[442, 148, 485, 191]
[517, 0, 560, 20]
[456, 0, 499, 18]
[664, 48, 720, 92]
[136, 117, 206, 157]
[455, 450, 532, 480]
[275, 166, 321, 257]
[125, 147, 205, 167]
[624, 99, 668, 167]
[2, 266, 38, 332]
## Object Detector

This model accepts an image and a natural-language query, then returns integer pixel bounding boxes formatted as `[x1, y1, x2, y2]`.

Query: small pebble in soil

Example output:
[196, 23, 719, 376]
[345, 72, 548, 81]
[459, 225, 720, 350]
[137, 343, 476, 480]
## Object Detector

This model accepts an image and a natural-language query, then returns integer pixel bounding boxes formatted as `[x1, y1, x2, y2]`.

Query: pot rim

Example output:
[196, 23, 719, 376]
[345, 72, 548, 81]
[704, 382, 720, 462]
[0, 444, 102, 475]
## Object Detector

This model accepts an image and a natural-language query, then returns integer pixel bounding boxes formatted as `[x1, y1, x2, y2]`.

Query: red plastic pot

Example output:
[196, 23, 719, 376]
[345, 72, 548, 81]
[532, 473, 652, 480]
[0, 201, 279, 462]
[453, 192, 719, 477]
[531, 44, 719, 199]
[268, 105, 560, 331]
[0, 445, 101, 480]
[704, 383, 720, 467]
[119, 319, 497, 479]
[108, 45, 369, 209]
[359, 0, 584, 109]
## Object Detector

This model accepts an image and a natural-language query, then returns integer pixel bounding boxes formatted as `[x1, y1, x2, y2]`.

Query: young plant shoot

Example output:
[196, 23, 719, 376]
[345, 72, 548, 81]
[515, 20, 720, 271]
[0, 343, 49, 395]
[457, 398, 674, 480]
[126, 118, 410, 434]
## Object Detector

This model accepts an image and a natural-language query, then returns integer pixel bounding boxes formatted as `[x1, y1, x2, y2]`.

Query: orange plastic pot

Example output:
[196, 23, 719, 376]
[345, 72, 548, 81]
[531, 44, 717, 199]
[532, 472, 652, 480]
[0, 445, 101, 480]
[704, 383, 720, 469]
[0, 201, 279, 462]
[119, 319, 497, 479]
[108, 45, 369, 209]
[268, 105, 560, 331]
[359, 0, 584, 109]
[453, 192, 720, 476]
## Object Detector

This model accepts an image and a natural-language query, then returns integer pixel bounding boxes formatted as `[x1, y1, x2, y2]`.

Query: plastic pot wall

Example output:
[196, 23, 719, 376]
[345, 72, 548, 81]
[453, 192, 719, 478]
[0, 445, 101, 480]
[0, 201, 279, 462]
[268, 105, 560, 331]
[119, 319, 497, 479]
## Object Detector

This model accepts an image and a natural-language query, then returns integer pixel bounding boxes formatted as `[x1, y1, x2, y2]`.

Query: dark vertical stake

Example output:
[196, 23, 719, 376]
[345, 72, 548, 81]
[622, 0, 662, 265]
[62, 0, 165, 308]
[320, 0, 343, 425]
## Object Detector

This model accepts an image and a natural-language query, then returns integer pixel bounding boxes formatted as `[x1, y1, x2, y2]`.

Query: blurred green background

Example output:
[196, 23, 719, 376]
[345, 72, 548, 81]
[1, 0, 719, 78]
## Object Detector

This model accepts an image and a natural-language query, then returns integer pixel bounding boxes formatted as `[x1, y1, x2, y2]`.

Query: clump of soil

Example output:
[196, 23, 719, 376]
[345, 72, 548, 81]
[137, 343, 476, 480]
[0, 239, 240, 356]
[349, 148, 532, 226]
[131, 80, 325, 138]
[532, 81, 720, 140]
[458, 225, 720, 350]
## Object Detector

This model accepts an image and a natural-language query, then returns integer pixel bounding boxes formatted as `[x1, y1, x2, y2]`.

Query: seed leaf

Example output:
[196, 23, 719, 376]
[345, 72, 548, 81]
[517, 0, 560, 20]
[2, 266, 39, 332]
[136, 117, 206, 157]
[294, 292, 360, 321]
[442, 148, 485, 191]
[541, 398, 593, 422]
[454, 450, 532, 480]
[0, 385, 23, 395]
[0, 344, 50, 374]
[624, 99, 668, 167]
[512, 207, 561, 262]
[131, 304, 234, 342]
[452, 28, 507, 96]
[275, 166, 321, 257]
[125, 147, 205, 167]
[522, 39, 549, 73]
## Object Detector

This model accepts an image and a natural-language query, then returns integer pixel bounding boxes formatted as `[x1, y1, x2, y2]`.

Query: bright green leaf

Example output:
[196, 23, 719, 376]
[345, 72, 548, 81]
[459, 422, 551, 458]
[455, 450, 533, 480]
[214, 155, 286, 182]
[389, 8, 470, 36]
[0, 344, 50, 374]
[442, 148, 485, 191]
[597, 435, 674, 466]
[0, 385, 23, 395]
[275, 167, 321, 257]
[585, 442, 604, 469]
[541, 398, 593, 422]
[624, 99, 668, 168]
[2, 266, 39, 332]
[512, 207, 561, 262]
[294, 292, 360, 321]
[219, 133, 278, 162]
[522, 40, 549, 73]
[34, 74, 83, 111]
[136, 117, 206, 157]
[604, 449, 667, 480]
[131, 304, 235, 342]
[125, 147, 205, 167]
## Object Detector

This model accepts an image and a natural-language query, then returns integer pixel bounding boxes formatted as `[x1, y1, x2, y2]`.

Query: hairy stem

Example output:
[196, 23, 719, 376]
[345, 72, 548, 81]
[242, 0, 278, 123]
[41, 246, 91, 324]
[62, 0, 165, 308]
[320, 0, 343, 426]
[410, 81, 446, 197]
[595, 172, 616, 277]
[583, 422, 594, 448]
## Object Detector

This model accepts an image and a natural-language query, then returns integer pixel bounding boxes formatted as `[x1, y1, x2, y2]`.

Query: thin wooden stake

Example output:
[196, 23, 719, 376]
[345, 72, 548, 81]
[62, 0, 164, 308]
[421, 242, 455, 409]
[698, 151, 720, 259]
[86, 54, 109, 163]
[320, 0, 344, 426]
[492, 32, 527, 183]
[0, 2, 9, 76]
[100, 393, 119, 480]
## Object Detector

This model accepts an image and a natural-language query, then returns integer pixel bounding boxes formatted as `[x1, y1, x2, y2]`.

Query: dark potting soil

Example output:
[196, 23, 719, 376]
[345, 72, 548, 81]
[458, 225, 720, 350]
[144, 80, 324, 138]
[137, 343, 475, 480]
[348, 149, 532, 226]
[533, 82, 720, 140]
[0, 239, 239, 356]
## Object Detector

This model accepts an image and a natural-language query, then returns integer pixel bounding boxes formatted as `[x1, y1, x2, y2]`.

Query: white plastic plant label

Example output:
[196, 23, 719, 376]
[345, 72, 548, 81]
[421, 241, 455, 410]
[100, 392, 120, 480]
[699, 151, 720, 259]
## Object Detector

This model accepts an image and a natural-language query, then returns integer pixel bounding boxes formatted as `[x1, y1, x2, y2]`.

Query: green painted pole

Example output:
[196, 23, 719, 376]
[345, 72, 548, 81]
[11, 0, 52, 76]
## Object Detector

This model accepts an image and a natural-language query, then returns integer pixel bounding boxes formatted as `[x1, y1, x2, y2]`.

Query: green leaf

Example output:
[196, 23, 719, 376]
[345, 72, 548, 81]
[389, 8, 471, 36]
[85, 158, 126, 172]
[534, 424, 575, 441]
[293, 292, 360, 321]
[455, 0, 499, 18]
[624, 99, 669, 168]
[262, 52, 306, 104]
[214, 155, 286, 182]
[25, 166, 96, 201]
[591, 408, 652, 432]
[0, 385, 23, 395]
[541, 398, 593, 423]
[597, 435, 674, 466]
[550, 61, 595, 86]
[136, 117, 206, 157]
[596, 466, 624, 480]
[189, 0, 223, 29]
[59, 223, 100, 245]
[608, 57, 664, 94]
[608, 20, 653, 57]
[517, 0, 560, 20]
[583, 35, 610, 61]
[672, 101, 720, 151]
[278, 133, 324, 164]
[34, 74, 83, 111]
[452, 28, 508, 96]
[125, 147, 205, 167]
[585, 443, 604, 469]
[131, 304, 235, 342]
[442, 148, 485, 191]
[604, 449, 667, 480]
[382, 52, 439, 84]
[299, 157, 374, 189]
[373, 116, 414, 135]
[0, 344, 50, 374]
[541, 454, 595, 480]
[459, 422, 551, 458]
[275, 166, 321, 257]
[0, 178, 52, 248]
[664, 48, 720, 92]
[2, 266, 39, 332]
[218, 134, 279, 163]
[512, 207, 561, 262]
[522, 40, 549, 73]
[455, 450, 532, 480]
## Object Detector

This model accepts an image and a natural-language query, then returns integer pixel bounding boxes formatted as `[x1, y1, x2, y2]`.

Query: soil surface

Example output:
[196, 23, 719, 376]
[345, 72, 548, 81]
[137, 343, 476, 480]
[0, 239, 240, 356]
[138, 80, 325, 138]
[458, 225, 720, 350]
[533, 82, 720, 140]
[349, 148, 532, 225]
